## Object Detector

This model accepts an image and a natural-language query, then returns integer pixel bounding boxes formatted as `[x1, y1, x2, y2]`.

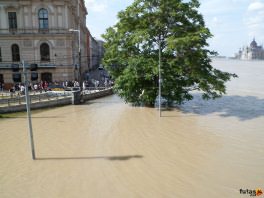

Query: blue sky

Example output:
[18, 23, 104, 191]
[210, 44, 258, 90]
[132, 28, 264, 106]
[85, 0, 264, 57]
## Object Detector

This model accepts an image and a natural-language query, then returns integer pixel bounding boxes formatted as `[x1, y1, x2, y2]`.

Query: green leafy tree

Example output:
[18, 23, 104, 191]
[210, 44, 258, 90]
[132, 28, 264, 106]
[102, 0, 237, 106]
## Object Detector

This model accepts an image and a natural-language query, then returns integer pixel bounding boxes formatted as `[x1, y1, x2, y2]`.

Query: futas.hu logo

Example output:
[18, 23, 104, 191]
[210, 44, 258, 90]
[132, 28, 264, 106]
[240, 188, 263, 196]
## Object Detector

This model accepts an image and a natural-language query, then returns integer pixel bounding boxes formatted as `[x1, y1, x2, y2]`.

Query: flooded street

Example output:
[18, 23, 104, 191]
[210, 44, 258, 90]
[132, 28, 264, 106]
[0, 59, 264, 198]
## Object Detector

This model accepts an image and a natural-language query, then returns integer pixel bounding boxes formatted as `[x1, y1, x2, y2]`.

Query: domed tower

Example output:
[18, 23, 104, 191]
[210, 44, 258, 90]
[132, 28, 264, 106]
[250, 38, 257, 48]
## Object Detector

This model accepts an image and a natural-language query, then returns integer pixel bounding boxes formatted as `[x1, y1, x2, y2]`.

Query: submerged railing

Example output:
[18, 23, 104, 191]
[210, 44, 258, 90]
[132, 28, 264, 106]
[0, 91, 72, 107]
[0, 87, 113, 108]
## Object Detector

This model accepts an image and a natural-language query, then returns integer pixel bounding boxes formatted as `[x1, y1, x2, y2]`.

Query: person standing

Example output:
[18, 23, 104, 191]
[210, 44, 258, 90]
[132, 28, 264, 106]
[34, 83, 38, 92]
[20, 84, 25, 95]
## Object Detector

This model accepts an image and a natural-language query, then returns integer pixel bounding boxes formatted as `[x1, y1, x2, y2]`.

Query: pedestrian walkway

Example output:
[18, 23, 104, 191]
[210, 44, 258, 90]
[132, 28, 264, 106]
[0, 87, 113, 113]
[0, 91, 71, 107]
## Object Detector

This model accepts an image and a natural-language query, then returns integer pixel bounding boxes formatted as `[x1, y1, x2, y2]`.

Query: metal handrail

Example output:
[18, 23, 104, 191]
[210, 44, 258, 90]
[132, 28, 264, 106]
[0, 91, 72, 107]
[0, 87, 112, 107]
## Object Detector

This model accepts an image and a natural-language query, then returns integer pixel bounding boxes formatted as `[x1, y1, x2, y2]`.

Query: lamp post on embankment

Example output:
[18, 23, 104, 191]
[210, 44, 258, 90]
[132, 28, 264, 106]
[69, 28, 84, 104]
[158, 40, 162, 117]
[22, 60, 36, 160]
[69, 29, 82, 92]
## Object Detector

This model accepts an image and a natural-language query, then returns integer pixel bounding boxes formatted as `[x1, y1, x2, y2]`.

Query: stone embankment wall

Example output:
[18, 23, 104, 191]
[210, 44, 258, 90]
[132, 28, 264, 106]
[0, 88, 113, 114]
[83, 89, 113, 100]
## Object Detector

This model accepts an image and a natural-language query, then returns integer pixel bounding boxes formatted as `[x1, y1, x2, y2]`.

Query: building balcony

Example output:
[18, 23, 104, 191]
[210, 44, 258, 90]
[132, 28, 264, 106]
[0, 28, 71, 35]
[0, 63, 56, 69]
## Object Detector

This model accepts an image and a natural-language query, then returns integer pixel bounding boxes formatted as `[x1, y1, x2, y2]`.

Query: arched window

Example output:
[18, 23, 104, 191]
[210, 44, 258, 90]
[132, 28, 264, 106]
[38, 8, 48, 29]
[11, 44, 20, 62]
[40, 43, 50, 61]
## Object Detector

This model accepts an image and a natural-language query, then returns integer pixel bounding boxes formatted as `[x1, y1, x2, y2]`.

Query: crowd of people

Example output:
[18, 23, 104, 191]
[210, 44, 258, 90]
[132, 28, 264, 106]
[8, 81, 50, 96]
[1, 78, 114, 97]
[0, 82, 4, 92]
[0, 68, 114, 97]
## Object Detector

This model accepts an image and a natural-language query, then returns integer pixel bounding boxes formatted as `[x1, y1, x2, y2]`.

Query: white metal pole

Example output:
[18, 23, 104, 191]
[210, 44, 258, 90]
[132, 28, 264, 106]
[158, 41, 161, 117]
[22, 60, 36, 160]
[69, 29, 82, 92]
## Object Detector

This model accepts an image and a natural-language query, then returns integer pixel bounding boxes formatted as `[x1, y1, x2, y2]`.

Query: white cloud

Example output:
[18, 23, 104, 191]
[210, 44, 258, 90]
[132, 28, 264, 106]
[245, 0, 264, 41]
[199, 0, 250, 56]
[248, 1, 264, 11]
[85, 0, 107, 13]
[199, 0, 247, 15]
[212, 17, 222, 26]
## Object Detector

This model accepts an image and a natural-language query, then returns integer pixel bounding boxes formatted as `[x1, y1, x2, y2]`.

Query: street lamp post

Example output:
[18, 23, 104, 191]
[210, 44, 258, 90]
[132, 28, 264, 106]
[22, 60, 36, 160]
[158, 40, 161, 117]
[69, 29, 82, 91]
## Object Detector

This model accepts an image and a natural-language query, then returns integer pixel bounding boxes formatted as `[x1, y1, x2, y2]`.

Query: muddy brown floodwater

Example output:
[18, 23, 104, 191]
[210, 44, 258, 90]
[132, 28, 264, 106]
[0, 59, 264, 198]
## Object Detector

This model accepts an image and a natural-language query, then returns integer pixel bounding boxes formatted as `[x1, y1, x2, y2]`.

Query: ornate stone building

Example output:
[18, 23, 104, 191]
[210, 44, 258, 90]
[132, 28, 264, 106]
[235, 38, 264, 60]
[86, 30, 105, 71]
[0, 0, 89, 88]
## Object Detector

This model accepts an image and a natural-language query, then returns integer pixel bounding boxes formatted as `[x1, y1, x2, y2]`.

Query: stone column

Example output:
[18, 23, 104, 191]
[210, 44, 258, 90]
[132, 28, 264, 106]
[0, 6, 8, 29]
[65, 4, 68, 28]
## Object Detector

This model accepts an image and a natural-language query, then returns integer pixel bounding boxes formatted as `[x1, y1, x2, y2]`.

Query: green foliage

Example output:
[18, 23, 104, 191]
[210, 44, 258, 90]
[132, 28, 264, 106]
[102, 0, 237, 106]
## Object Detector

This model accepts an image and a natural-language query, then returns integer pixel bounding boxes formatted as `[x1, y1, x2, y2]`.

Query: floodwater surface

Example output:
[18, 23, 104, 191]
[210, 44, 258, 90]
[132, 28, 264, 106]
[0, 59, 264, 198]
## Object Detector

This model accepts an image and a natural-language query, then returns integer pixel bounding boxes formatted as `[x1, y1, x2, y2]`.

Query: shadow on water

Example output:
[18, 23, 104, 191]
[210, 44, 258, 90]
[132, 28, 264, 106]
[36, 155, 143, 161]
[163, 94, 264, 121]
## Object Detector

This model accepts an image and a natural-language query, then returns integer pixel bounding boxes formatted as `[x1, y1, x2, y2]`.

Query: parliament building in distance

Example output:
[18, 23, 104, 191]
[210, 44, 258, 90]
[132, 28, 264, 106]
[235, 38, 264, 60]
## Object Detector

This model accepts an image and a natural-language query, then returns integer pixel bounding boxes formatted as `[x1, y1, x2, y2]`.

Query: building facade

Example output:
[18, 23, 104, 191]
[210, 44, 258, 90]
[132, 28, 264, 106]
[85, 28, 105, 71]
[235, 39, 264, 60]
[0, 0, 89, 89]
[97, 39, 105, 66]
[90, 36, 99, 69]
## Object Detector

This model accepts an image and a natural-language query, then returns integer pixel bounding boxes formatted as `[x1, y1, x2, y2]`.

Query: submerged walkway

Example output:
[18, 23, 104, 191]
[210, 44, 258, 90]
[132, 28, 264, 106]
[0, 94, 263, 198]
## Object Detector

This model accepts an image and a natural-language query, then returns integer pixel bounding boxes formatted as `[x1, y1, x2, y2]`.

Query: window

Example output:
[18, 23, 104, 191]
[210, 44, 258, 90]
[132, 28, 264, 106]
[0, 74, 3, 84]
[8, 12, 17, 29]
[11, 44, 20, 62]
[41, 72, 52, 83]
[0, 47, 2, 62]
[38, 9, 48, 29]
[40, 43, 50, 61]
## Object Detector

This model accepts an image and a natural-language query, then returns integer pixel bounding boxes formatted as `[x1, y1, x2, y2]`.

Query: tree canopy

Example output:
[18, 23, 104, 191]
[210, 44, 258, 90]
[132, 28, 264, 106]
[102, 0, 237, 106]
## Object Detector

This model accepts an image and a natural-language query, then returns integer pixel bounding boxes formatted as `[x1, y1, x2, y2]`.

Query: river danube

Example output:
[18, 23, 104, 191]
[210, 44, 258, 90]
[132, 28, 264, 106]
[0, 59, 263, 198]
